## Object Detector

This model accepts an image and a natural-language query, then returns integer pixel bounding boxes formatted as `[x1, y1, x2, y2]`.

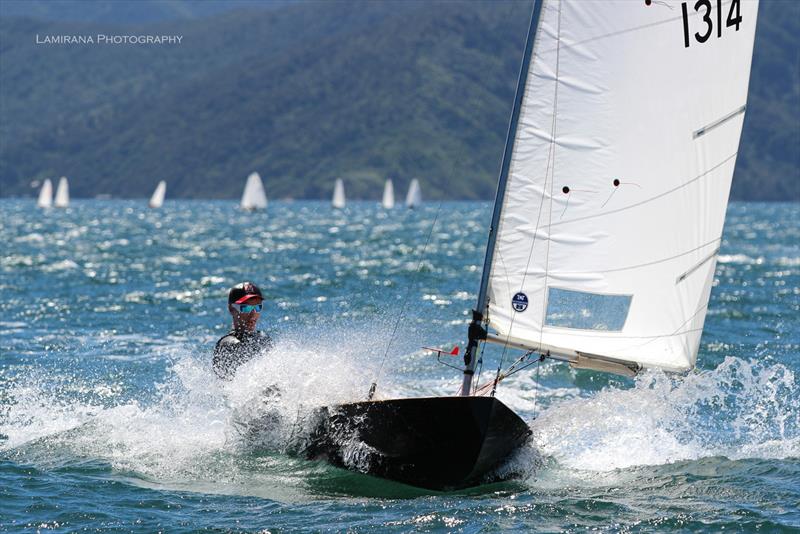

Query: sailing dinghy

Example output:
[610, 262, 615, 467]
[37, 179, 53, 208]
[405, 178, 422, 208]
[241, 172, 267, 210]
[332, 178, 346, 209]
[149, 181, 167, 208]
[54, 177, 69, 208]
[381, 179, 395, 209]
[301, 0, 759, 490]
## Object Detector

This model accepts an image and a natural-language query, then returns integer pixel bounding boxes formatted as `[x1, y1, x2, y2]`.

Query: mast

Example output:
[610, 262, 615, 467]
[460, 0, 545, 396]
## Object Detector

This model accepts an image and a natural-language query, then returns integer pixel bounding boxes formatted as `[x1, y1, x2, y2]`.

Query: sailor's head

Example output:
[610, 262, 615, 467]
[228, 281, 263, 330]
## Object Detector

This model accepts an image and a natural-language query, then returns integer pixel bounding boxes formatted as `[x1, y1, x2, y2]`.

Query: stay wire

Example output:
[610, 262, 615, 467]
[368, 201, 444, 399]
[533, 356, 542, 419]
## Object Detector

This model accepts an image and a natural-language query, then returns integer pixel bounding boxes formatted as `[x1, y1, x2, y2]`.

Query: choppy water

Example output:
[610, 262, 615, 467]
[1, 200, 798, 532]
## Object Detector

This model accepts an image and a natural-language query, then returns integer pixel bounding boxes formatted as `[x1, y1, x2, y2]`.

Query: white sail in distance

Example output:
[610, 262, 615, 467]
[405, 179, 422, 208]
[382, 179, 395, 209]
[54, 177, 69, 208]
[484, 0, 759, 373]
[332, 178, 346, 209]
[240, 172, 267, 210]
[149, 181, 167, 208]
[37, 179, 53, 208]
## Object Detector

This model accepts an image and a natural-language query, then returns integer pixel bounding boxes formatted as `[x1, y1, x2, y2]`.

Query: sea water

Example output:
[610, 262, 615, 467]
[1, 200, 797, 532]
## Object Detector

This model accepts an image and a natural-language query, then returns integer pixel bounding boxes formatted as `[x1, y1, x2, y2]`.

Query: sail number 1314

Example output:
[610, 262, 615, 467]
[681, 0, 742, 48]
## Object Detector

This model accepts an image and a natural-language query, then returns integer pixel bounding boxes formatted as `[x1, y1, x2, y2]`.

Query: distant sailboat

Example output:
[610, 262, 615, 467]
[240, 172, 267, 210]
[381, 179, 395, 209]
[405, 178, 422, 208]
[149, 181, 167, 209]
[54, 177, 69, 208]
[332, 178, 346, 209]
[37, 179, 53, 208]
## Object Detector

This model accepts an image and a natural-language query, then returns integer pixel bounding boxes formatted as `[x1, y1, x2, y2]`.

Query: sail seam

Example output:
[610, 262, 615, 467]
[539, 327, 704, 340]
[542, 236, 722, 275]
[548, 152, 738, 228]
[542, 300, 710, 341]
[494, 299, 712, 348]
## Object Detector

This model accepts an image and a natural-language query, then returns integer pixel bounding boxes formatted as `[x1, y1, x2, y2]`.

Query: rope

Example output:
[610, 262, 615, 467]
[368, 201, 444, 399]
[533, 356, 542, 419]
[473, 340, 486, 396]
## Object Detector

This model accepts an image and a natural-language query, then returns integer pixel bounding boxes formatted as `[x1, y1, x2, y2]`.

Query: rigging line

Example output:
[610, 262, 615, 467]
[473, 339, 487, 396]
[548, 152, 738, 228]
[493, 0, 563, 397]
[533, 357, 542, 419]
[369, 201, 444, 398]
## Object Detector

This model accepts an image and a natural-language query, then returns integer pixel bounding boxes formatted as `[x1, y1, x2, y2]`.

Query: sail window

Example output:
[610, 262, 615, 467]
[545, 288, 632, 331]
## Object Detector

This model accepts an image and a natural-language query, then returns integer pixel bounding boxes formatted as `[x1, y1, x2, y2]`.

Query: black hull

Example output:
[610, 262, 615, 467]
[301, 396, 531, 490]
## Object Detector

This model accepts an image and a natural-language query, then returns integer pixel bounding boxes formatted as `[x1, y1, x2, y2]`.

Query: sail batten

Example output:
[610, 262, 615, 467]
[482, 0, 759, 373]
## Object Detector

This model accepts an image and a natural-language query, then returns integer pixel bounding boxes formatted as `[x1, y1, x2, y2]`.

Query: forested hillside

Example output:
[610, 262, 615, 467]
[0, 1, 797, 200]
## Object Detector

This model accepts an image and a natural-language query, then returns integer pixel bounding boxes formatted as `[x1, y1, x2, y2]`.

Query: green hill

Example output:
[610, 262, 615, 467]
[0, 0, 288, 24]
[0, 1, 797, 201]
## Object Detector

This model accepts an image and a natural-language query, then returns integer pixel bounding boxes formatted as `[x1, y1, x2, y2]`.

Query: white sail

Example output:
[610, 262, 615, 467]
[405, 179, 422, 208]
[240, 172, 267, 210]
[484, 0, 759, 373]
[54, 176, 69, 208]
[37, 179, 53, 208]
[382, 179, 395, 209]
[332, 178, 346, 209]
[149, 181, 167, 208]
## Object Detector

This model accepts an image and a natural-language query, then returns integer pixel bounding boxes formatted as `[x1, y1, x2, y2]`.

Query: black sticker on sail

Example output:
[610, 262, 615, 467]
[511, 292, 528, 312]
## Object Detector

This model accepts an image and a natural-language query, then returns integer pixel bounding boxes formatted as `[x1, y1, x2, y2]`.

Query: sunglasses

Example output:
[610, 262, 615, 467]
[232, 303, 263, 313]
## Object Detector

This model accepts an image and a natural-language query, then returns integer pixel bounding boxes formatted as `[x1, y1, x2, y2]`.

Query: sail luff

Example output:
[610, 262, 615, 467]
[460, 0, 546, 396]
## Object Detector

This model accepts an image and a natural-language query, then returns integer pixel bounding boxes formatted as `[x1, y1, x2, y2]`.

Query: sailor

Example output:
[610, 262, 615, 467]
[213, 281, 273, 379]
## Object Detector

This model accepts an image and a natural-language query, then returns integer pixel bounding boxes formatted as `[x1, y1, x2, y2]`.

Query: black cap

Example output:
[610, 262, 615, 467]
[228, 281, 263, 304]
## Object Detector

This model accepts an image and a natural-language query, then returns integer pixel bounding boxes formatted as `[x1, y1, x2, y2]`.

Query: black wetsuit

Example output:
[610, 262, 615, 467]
[213, 329, 273, 380]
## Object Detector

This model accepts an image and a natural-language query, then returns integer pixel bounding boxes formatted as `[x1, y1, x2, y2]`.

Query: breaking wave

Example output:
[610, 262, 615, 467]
[527, 357, 799, 472]
[1, 327, 797, 494]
